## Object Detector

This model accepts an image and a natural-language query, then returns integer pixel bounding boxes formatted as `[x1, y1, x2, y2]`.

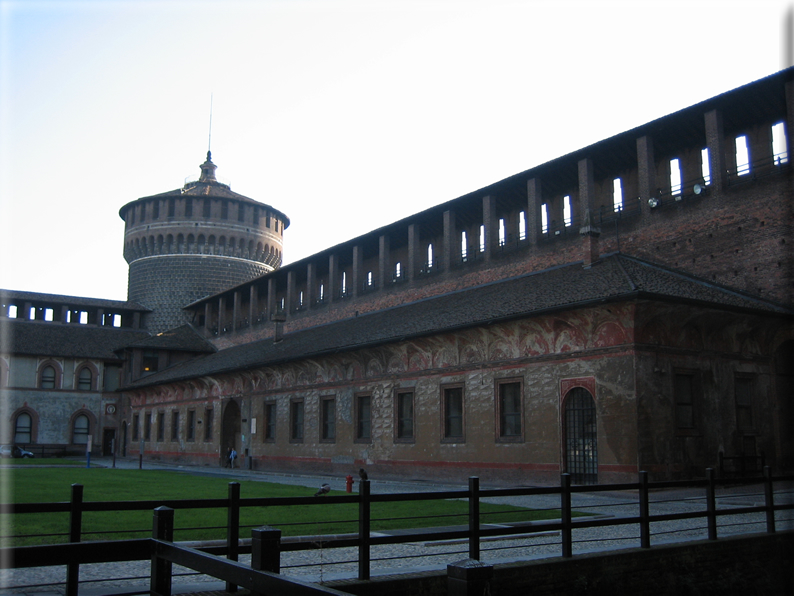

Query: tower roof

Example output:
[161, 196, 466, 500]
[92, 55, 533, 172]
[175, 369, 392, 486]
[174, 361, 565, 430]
[118, 153, 290, 227]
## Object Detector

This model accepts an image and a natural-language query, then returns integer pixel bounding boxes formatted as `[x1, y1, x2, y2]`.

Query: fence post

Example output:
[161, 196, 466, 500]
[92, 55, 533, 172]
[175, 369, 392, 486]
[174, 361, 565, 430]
[358, 479, 371, 581]
[706, 467, 717, 540]
[251, 526, 282, 574]
[468, 477, 480, 560]
[560, 473, 572, 558]
[639, 471, 650, 548]
[66, 484, 83, 596]
[151, 506, 174, 596]
[447, 559, 494, 596]
[226, 482, 241, 593]
[763, 466, 776, 533]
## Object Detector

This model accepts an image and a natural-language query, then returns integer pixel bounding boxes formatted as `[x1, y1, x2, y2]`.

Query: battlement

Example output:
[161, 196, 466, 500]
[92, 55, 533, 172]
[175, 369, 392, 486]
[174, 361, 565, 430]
[186, 69, 794, 344]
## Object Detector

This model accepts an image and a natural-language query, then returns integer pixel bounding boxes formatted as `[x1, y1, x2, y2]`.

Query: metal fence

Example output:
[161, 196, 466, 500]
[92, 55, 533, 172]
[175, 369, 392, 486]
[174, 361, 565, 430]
[2, 468, 793, 595]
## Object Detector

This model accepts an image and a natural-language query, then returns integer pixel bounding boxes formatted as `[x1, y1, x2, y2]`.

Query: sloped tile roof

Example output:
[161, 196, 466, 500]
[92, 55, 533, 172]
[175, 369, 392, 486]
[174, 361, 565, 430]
[126, 254, 792, 389]
[124, 324, 216, 353]
[3, 320, 150, 360]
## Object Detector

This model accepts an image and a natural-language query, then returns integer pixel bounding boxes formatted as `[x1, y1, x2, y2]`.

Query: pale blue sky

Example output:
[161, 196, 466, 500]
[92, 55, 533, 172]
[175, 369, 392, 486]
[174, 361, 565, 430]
[1, 0, 790, 300]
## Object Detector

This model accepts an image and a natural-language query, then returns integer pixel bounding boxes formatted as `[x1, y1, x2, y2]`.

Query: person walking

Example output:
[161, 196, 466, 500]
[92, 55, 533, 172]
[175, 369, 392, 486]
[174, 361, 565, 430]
[229, 447, 237, 468]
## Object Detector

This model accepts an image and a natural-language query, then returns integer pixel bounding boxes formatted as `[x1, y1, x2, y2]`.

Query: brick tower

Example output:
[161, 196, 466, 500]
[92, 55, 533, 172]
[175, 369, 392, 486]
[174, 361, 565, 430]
[119, 152, 289, 333]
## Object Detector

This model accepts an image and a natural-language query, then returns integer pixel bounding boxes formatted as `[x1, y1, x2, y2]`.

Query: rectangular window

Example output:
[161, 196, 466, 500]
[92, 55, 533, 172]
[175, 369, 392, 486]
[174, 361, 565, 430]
[238, 204, 245, 222]
[142, 350, 159, 374]
[132, 413, 139, 442]
[144, 412, 151, 441]
[204, 408, 213, 441]
[674, 373, 696, 430]
[497, 379, 523, 440]
[772, 122, 789, 164]
[203, 199, 211, 218]
[735, 135, 750, 175]
[290, 400, 304, 442]
[541, 203, 549, 234]
[264, 401, 276, 442]
[612, 179, 623, 212]
[168, 198, 175, 217]
[701, 148, 711, 185]
[187, 410, 196, 442]
[735, 376, 754, 431]
[670, 158, 682, 195]
[395, 389, 414, 441]
[157, 412, 165, 442]
[442, 384, 464, 441]
[185, 198, 193, 217]
[171, 411, 179, 442]
[518, 211, 526, 241]
[152, 201, 160, 220]
[321, 396, 336, 442]
[356, 393, 371, 442]
[563, 195, 572, 225]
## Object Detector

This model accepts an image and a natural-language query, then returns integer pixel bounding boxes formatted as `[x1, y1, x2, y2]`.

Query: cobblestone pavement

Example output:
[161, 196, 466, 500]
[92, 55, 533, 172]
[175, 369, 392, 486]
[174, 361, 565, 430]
[2, 457, 792, 595]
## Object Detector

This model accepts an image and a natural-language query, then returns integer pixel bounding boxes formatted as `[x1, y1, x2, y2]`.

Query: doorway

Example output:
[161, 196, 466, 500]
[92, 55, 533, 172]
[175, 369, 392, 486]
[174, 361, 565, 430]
[221, 399, 241, 466]
[102, 428, 116, 456]
[563, 387, 598, 484]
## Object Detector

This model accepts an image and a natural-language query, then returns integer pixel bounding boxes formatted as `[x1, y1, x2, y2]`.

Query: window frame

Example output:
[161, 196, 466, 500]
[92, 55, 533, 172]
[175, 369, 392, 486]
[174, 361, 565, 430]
[204, 408, 214, 442]
[39, 363, 59, 389]
[263, 401, 276, 443]
[496, 378, 524, 443]
[734, 374, 756, 433]
[186, 410, 196, 442]
[157, 411, 165, 442]
[132, 413, 140, 442]
[355, 392, 372, 443]
[320, 395, 336, 443]
[290, 399, 304, 443]
[673, 370, 701, 436]
[72, 414, 90, 445]
[143, 412, 151, 442]
[170, 411, 179, 442]
[441, 383, 465, 443]
[76, 366, 93, 391]
[394, 388, 415, 443]
[14, 412, 32, 444]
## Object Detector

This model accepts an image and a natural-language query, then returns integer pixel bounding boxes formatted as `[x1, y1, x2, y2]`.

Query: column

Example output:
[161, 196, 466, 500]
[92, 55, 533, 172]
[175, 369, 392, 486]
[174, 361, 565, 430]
[379, 234, 390, 288]
[407, 224, 419, 281]
[443, 209, 457, 271]
[705, 109, 727, 192]
[328, 253, 338, 301]
[306, 262, 316, 308]
[637, 135, 656, 217]
[526, 178, 542, 244]
[578, 157, 596, 223]
[482, 195, 497, 260]
[352, 245, 363, 297]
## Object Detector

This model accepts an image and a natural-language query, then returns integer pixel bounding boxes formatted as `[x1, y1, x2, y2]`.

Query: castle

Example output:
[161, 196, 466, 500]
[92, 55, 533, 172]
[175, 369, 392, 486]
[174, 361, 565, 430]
[2, 68, 792, 484]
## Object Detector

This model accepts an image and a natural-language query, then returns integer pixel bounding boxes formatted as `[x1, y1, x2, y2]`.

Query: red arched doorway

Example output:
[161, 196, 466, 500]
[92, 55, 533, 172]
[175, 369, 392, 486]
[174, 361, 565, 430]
[563, 387, 598, 485]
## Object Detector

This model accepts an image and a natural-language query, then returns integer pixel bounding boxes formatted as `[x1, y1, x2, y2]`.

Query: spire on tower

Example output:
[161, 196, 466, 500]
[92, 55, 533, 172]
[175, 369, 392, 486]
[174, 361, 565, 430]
[198, 151, 218, 183]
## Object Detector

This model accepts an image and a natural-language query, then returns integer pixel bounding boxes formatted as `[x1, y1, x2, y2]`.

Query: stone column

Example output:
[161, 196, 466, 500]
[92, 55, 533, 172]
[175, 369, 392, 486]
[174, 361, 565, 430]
[407, 224, 419, 281]
[578, 157, 596, 224]
[352, 245, 363, 297]
[328, 253, 338, 301]
[637, 135, 656, 217]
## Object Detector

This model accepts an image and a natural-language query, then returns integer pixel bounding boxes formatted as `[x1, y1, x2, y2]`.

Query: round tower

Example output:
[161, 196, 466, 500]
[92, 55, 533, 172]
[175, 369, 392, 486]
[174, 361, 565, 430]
[119, 152, 289, 333]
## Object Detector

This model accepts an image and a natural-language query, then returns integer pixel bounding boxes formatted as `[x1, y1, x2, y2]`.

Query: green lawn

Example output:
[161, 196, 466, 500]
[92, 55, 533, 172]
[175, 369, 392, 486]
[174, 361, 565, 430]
[2, 468, 566, 546]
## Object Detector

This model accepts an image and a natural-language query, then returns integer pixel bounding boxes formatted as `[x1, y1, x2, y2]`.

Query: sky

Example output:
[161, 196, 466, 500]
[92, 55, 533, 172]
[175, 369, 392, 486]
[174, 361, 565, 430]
[0, 0, 792, 301]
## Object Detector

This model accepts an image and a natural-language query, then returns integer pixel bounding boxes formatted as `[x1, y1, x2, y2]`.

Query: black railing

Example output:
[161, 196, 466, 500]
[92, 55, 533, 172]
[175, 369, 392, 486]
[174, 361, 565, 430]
[2, 469, 793, 595]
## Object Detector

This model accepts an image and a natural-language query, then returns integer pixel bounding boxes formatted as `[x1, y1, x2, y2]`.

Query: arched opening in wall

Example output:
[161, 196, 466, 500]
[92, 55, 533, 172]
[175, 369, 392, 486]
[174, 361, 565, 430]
[772, 122, 789, 164]
[221, 399, 242, 466]
[774, 340, 794, 471]
[562, 387, 598, 485]
[198, 235, 206, 254]
[14, 412, 32, 444]
[735, 135, 750, 175]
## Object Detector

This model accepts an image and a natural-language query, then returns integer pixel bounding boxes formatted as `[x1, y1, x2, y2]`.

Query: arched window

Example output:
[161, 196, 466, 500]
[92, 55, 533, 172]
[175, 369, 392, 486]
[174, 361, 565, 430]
[14, 412, 32, 443]
[77, 367, 93, 391]
[73, 414, 90, 444]
[40, 365, 57, 389]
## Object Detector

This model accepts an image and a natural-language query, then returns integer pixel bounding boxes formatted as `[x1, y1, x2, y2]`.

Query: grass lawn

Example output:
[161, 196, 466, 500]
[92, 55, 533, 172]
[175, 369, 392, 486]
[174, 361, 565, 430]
[2, 468, 567, 546]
